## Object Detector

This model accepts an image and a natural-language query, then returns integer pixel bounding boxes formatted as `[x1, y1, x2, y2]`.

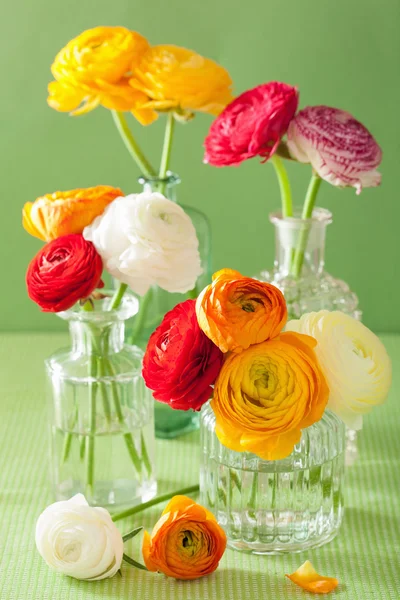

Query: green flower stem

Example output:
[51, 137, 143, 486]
[270, 154, 293, 218]
[61, 431, 73, 465]
[86, 353, 98, 499]
[97, 357, 112, 427]
[158, 112, 176, 195]
[102, 356, 146, 476]
[127, 288, 153, 346]
[79, 435, 86, 461]
[62, 301, 95, 469]
[247, 472, 259, 520]
[112, 484, 200, 522]
[61, 404, 78, 464]
[111, 111, 156, 177]
[140, 431, 153, 480]
[109, 283, 128, 311]
[290, 173, 322, 278]
[248, 472, 258, 509]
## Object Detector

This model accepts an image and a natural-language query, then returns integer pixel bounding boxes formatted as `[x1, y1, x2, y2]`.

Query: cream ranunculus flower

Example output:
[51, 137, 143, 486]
[35, 494, 123, 581]
[285, 311, 392, 429]
[83, 192, 202, 296]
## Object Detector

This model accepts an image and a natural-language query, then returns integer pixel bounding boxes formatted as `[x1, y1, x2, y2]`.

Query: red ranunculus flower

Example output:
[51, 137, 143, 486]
[204, 81, 299, 167]
[26, 233, 103, 312]
[143, 299, 224, 411]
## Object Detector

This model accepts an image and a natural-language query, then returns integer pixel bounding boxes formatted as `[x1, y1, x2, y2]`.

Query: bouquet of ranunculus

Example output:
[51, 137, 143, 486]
[144, 269, 392, 455]
[23, 185, 202, 499]
[204, 82, 382, 278]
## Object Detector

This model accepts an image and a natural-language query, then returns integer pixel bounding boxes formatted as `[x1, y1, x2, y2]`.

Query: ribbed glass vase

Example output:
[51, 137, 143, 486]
[200, 402, 345, 554]
[45, 295, 157, 510]
[127, 172, 212, 439]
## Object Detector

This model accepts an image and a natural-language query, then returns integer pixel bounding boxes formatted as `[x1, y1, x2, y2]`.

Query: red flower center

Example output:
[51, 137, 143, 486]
[41, 249, 70, 271]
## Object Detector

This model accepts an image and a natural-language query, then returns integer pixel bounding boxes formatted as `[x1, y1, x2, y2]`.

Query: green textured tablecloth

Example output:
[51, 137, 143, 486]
[0, 333, 399, 600]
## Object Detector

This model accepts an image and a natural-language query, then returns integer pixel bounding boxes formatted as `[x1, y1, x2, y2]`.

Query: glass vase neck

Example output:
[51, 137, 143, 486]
[138, 171, 180, 202]
[57, 295, 138, 356]
[270, 207, 332, 277]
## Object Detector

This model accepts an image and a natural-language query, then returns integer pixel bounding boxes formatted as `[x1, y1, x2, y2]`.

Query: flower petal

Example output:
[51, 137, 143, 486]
[286, 560, 339, 594]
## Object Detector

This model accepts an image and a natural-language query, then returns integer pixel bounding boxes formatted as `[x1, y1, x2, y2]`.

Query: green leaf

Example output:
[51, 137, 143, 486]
[122, 526, 143, 543]
[122, 553, 148, 571]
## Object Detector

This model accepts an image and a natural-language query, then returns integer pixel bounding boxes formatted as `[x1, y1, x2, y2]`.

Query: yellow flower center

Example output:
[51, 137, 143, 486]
[179, 529, 200, 557]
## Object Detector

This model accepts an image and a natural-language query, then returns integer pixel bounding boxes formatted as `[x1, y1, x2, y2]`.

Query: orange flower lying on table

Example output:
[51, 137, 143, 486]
[211, 331, 329, 460]
[47, 26, 156, 124]
[196, 268, 287, 353]
[130, 44, 233, 118]
[286, 560, 339, 594]
[142, 495, 227, 579]
[22, 186, 123, 241]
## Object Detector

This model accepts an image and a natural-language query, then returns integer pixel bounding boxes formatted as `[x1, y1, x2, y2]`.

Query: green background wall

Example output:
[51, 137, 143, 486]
[1, 0, 399, 332]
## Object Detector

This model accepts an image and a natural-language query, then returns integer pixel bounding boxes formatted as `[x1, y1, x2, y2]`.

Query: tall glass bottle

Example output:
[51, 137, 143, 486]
[129, 172, 212, 439]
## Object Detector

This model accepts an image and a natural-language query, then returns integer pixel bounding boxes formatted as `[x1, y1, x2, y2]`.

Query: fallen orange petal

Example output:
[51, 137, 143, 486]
[286, 560, 339, 594]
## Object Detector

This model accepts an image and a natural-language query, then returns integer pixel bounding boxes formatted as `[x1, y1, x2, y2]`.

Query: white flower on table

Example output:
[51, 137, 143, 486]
[286, 310, 392, 430]
[83, 191, 203, 296]
[35, 494, 123, 580]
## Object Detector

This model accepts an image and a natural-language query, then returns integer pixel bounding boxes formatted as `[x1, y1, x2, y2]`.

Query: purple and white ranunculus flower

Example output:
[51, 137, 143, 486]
[83, 191, 203, 296]
[287, 106, 382, 194]
[35, 494, 123, 580]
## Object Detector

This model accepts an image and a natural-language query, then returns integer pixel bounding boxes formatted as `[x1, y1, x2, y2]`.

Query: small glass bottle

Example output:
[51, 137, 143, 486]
[255, 207, 361, 320]
[129, 172, 212, 439]
[200, 402, 345, 554]
[46, 295, 157, 510]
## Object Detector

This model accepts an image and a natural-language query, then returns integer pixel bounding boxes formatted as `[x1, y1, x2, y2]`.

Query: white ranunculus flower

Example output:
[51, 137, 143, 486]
[35, 494, 123, 581]
[83, 191, 202, 296]
[286, 311, 392, 429]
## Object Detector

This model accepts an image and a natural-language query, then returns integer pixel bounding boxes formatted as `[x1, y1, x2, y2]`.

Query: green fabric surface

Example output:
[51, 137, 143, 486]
[0, 332, 399, 599]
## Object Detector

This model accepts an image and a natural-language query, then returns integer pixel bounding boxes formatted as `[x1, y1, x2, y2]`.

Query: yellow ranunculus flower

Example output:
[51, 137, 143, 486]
[47, 26, 157, 124]
[130, 45, 233, 116]
[286, 311, 392, 429]
[211, 332, 329, 460]
[23, 186, 123, 241]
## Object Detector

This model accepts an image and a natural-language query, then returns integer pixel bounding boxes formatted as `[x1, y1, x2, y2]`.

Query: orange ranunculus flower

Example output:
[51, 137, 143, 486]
[211, 332, 329, 460]
[22, 186, 122, 241]
[129, 45, 233, 117]
[196, 269, 287, 353]
[142, 495, 226, 580]
[286, 560, 339, 594]
[47, 26, 156, 125]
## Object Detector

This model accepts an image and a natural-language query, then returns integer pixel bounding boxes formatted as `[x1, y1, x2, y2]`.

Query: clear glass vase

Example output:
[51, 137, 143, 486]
[45, 295, 157, 510]
[128, 172, 212, 439]
[254, 207, 360, 465]
[200, 402, 345, 554]
[255, 207, 361, 321]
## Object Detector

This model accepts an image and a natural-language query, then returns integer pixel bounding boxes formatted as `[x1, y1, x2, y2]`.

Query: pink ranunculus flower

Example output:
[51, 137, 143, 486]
[204, 82, 299, 167]
[287, 106, 382, 194]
